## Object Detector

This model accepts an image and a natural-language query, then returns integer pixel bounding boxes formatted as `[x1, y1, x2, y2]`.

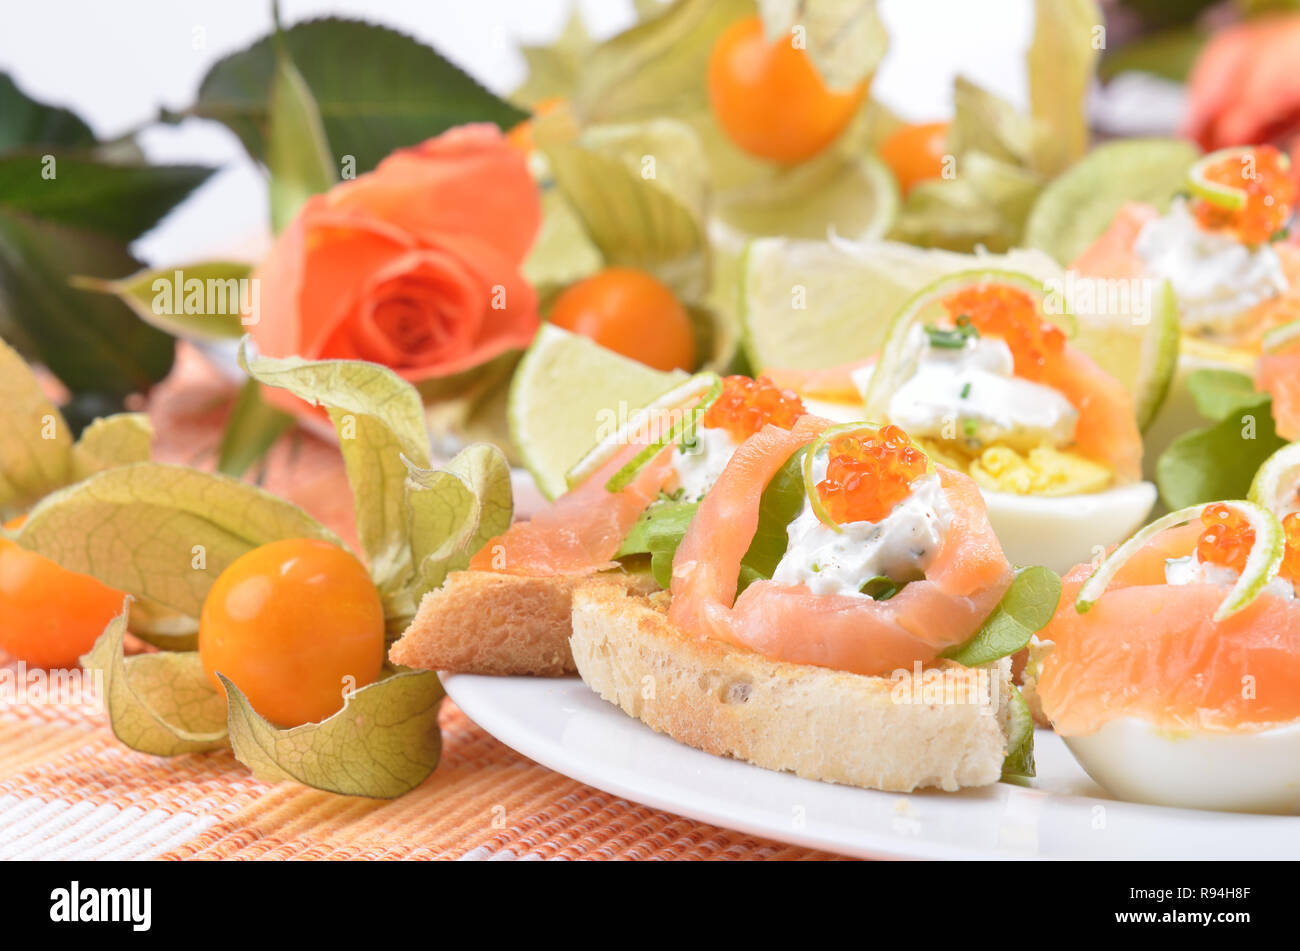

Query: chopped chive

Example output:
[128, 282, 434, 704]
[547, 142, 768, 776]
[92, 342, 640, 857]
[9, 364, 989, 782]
[860, 575, 902, 601]
[960, 382, 972, 399]
[962, 418, 979, 439]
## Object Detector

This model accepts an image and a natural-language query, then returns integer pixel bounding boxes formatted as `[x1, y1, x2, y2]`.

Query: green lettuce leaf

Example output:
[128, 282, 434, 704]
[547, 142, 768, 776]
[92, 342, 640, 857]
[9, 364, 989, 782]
[1001, 684, 1036, 783]
[736, 447, 805, 590]
[1157, 393, 1287, 510]
[16, 462, 340, 617]
[81, 604, 228, 756]
[616, 498, 700, 588]
[405, 443, 513, 600]
[1184, 368, 1261, 422]
[241, 345, 432, 600]
[221, 668, 444, 799]
[940, 566, 1061, 667]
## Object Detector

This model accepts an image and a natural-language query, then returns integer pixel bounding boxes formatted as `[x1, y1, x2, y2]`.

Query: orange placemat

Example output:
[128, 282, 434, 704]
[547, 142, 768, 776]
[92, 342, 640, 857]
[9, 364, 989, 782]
[0, 346, 840, 861]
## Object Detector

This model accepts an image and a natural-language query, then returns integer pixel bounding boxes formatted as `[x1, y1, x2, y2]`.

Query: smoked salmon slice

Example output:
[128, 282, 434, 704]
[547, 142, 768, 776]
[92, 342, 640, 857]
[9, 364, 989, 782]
[1256, 342, 1300, 441]
[469, 445, 671, 576]
[668, 416, 1016, 677]
[1074, 202, 1300, 349]
[1037, 523, 1300, 736]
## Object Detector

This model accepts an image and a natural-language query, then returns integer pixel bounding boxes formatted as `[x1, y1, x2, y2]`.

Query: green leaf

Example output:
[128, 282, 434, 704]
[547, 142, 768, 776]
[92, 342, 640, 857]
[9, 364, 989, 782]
[1156, 395, 1287, 510]
[240, 345, 432, 595]
[221, 668, 444, 799]
[574, 0, 753, 125]
[0, 211, 175, 398]
[614, 498, 700, 588]
[217, 379, 295, 477]
[0, 153, 211, 243]
[81, 604, 229, 756]
[16, 462, 340, 617]
[757, 0, 889, 89]
[1023, 138, 1199, 265]
[71, 413, 153, 481]
[405, 443, 513, 598]
[0, 337, 72, 515]
[891, 151, 1042, 252]
[1026, 0, 1102, 175]
[512, 7, 593, 107]
[1185, 368, 1260, 422]
[0, 72, 96, 151]
[266, 40, 337, 233]
[1000, 684, 1036, 783]
[187, 18, 527, 174]
[737, 447, 805, 590]
[71, 261, 253, 343]
[940, 566, 1061, 667]
[541, 117, 711, 301]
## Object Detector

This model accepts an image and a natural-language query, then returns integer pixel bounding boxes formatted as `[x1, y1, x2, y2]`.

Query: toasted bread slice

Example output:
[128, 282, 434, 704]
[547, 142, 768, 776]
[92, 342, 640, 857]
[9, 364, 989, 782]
[388, 569, 658, 676]
[569, 582, 1014, 792]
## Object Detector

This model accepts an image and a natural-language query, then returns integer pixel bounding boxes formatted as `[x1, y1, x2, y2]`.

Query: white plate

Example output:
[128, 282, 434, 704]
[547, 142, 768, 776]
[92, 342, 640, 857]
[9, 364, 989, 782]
[445, 673, 1300, 860]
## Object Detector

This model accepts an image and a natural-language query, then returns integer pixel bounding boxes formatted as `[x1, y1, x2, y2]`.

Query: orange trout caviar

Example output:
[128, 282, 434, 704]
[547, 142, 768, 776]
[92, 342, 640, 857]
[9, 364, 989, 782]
[1282, 512, 1300, 585]
[1193, 146, 1296, 245]
[1196, 503, 1255, 575]
[940, 284, 1065, 381]
[817, 425, 928, 525]
[700, 375, 806, 441]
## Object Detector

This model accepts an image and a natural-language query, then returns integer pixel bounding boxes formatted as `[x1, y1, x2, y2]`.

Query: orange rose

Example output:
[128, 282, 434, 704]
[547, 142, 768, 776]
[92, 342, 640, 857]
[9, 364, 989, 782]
[249, 123, 541, 397]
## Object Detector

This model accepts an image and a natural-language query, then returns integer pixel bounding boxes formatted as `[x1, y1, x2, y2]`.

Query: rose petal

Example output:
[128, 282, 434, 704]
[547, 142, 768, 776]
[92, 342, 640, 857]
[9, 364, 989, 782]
[325, 124, 541, 265]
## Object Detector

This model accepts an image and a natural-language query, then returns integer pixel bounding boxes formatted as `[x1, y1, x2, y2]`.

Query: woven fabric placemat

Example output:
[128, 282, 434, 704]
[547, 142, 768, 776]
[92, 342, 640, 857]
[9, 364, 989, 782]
[0, 346, 839, 861]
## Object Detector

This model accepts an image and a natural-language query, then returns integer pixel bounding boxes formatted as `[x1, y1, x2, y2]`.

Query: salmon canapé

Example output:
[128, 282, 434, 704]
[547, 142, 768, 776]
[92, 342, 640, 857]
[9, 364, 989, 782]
[668, 416, 1017, 677]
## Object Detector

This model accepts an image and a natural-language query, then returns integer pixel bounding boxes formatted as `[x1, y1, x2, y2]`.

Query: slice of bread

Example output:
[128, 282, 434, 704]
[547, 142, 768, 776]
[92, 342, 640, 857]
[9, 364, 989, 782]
[388, 569, 658, 676]
[569, 582, 1014, 792]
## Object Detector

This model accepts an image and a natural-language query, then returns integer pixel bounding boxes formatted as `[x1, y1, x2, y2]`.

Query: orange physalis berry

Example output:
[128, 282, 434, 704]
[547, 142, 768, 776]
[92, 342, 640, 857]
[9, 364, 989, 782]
[817, 424, 927, 525]
[1193, 145, 1296, 245]
[1196, 503, 1255, 576]
[1281, 512, 1300, 585]
[940, 284, 1065, 382]
[700, 375, 806, 441]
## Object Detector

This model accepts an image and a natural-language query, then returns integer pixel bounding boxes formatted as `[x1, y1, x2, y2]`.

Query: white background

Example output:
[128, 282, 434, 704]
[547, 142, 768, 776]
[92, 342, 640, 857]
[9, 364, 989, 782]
[0, 0, 1034, 265]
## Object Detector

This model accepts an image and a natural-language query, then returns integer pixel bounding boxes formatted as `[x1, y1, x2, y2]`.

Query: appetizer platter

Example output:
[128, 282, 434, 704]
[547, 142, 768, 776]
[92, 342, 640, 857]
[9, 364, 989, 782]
[7, 0, 1300, 866]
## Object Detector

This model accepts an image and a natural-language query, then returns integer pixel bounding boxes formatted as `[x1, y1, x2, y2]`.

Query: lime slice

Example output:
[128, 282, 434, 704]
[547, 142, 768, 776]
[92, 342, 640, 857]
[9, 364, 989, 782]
[738, 236, 1063, 373]
[1075, 500, 1284, 622]
[862, 269, 1077, 422]
[1187, 147, 1272, 212]
[1248, 442, 1300, 515]
[508, 325, 687, 499]
[716, 154, 899, 244]
[603, 374, 723, 493]
[565, 372, 719, 491]
[1262, 318, 1300, 355]
[1024, 138, 1199, 265]
[1069, 279, 1181, 431]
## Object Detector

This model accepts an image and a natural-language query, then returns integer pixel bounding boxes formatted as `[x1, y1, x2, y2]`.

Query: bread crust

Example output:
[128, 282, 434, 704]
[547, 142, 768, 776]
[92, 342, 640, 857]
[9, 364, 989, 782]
[570, 582, 1013, 792]
[388, 569, 657, 676]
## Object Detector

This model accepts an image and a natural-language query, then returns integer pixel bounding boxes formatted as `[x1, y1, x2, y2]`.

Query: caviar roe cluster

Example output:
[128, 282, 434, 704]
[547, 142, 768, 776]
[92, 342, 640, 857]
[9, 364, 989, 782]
[1193, 145, 1296, 245]
[940, 284, 1066, 382]
[817, 425, 928, 525]
[701, 375, 806, 441]
[1195, 504, 1300, 585]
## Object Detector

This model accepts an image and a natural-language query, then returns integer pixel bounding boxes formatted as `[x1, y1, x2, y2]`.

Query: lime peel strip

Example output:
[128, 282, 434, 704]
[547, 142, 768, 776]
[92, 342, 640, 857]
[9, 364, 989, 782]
[602, 375, 724, 494]
[800, 421, 935, 533]
[1248, 441, 1300, 514]
[564, 373, 719, 492]
[1075, 500, 1284, 622]
[1186, 147, 1283, 213]
[862, 269, 1078, 424]
[1262, 318, 1300, 356]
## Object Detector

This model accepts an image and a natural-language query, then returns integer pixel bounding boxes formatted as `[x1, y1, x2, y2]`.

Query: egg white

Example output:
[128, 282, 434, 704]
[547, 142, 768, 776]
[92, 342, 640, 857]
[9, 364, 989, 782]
[983, 482, 1157, 574]
[1064, 716, 1300, 814]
